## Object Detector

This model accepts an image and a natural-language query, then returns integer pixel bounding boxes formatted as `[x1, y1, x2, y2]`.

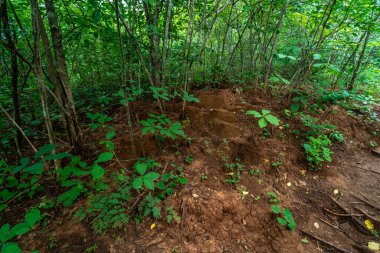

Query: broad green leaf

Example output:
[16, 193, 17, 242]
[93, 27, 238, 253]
[135, 163, 147, 176]
[143, 172, 160, 190]
[25, 209, 42, 227]
[96, 152, 113, 163]
[265, 115, 280, 126]
[34, 144, 57, 158]
[258, 118, 267, 128]
[8, 223, 30, 239]
[271, 205, 282, 214]
[261, 109, 271, 116]
[245, 110, 262, 118]
[91, 164, 105, 180]
[290, 103, 299, 112]
[2, 242, 22, 253]
[132, 177, 143, 190]
[312, 53, 321, 60]
[57, 186, 82, 207]
[24, 162, 44, 175]
[43, 153, 71, 161]
[277, 217, 287, 226]
[0, 224, 10, 243]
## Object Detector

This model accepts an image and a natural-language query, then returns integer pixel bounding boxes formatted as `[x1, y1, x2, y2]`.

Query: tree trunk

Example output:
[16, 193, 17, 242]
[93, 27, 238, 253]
[30, 0, 59, 170]
[348, 30, 370, 90]
[44, 0, 81, 149]
[1, 0, 22, 158]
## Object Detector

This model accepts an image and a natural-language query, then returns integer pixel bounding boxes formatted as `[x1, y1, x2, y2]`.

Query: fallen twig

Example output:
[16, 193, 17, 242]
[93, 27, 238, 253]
[351, 193, 380, 211]
[300, 229, 355, 253]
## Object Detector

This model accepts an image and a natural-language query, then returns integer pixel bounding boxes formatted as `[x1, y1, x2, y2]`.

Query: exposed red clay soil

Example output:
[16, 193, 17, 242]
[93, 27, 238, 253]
[21, 89, 380, 253]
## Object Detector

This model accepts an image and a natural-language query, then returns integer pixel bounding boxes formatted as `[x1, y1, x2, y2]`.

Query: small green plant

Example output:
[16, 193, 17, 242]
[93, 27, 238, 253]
[166, 206, 181, 224]
[86, 112, 112, 131]
[369, 141, 378, 149]
[246, 109, 280, 128]
[0, 208, 43, 253]
[267, 192, 279, 203]
[329, 131, 345, 143]
[224, 160, 244, 185]
[184, 156, 193, 164]
[85, 243, 98, 253]
[271, 205, 296, 231]
[132, 160, 160, 191]
[271, 161, 282, 167]
[140, 114, 187, 141]
[303, 135, 333, 170]
[200, 173, 208, 180]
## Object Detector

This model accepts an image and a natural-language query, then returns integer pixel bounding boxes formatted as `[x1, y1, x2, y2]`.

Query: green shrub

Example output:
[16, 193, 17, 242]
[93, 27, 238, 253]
[303, 135, 333, 170]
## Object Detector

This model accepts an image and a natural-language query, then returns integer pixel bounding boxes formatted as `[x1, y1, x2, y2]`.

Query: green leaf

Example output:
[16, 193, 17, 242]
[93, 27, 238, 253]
[277, 217, 287, 226]
[0, 224, 10, 243]
[25, 209, 42, 227]
[132, 177, 143, 190]
[288, 221, 296, 231]
[24, 162, 44, 175]
[271, 205, 282, 214]
[313, 53, 321, 60]
[245, 110, 262, 118]
[290, 103, 299, 112]
[43, 153, 71, 161]
[8, 223, 30, 238]
[261, 109, 271, 116]
[258, 118, 267, 128]
[106, 131, 116, 140]
[91, 164, 105, 180]
[96, 152, 113, 163]
[135, 163, 147, 176]
[2, 243, 22, 253]
[143, 172, 160, 190]
[265, 115, 280, 126]
[34, 144, 57, 158]
[301, 239, 309, 244]
[57, 186, 83, 207]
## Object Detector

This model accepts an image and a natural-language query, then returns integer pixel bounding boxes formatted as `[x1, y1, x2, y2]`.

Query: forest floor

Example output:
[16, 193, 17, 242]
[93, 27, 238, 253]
[22, 89, 380, 253]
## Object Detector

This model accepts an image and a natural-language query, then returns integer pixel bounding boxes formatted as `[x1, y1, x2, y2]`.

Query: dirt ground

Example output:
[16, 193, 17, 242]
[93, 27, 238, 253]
[21, 89, 380, 253]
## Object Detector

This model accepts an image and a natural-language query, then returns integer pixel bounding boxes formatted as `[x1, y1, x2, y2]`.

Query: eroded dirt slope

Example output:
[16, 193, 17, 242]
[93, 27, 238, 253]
[27, 89, 380, 253]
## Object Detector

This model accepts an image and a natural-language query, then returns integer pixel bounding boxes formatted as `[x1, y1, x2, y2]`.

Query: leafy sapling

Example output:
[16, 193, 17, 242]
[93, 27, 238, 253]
[246, 109, 280, 129]
[271, 205, 296, 231]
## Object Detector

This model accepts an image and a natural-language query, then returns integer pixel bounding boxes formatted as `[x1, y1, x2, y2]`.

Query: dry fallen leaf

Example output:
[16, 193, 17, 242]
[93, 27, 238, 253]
[300, 170, 307, 176]
[313, 222, 320, 229]
[263, 159, 270, 164]
[287, 182, 292, 187]
[368, 241, 380, 251]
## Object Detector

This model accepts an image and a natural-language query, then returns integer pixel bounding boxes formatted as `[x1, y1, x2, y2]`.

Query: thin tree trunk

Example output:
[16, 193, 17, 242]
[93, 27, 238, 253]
[114, 0, 135, 153]
[44, 0, 81, 150]
[30, 0, 59, 170]
[1, 0, 22, 158]
[348, 30, 370, 90]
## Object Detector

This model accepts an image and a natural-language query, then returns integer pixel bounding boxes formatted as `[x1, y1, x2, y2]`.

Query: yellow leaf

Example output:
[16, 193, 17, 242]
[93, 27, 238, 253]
[368, 241, 380, 251]
[263, 159, 270, 164]
[365, 220, 375, 231]
[150, 223, 156, 230]
[226, 172, 235, 175]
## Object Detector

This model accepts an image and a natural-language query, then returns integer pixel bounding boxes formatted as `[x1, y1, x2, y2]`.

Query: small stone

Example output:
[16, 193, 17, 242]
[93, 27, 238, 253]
[299, 180, 307, 186]
[192, 193, 199, 198]
[314, 222, 320, 229]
